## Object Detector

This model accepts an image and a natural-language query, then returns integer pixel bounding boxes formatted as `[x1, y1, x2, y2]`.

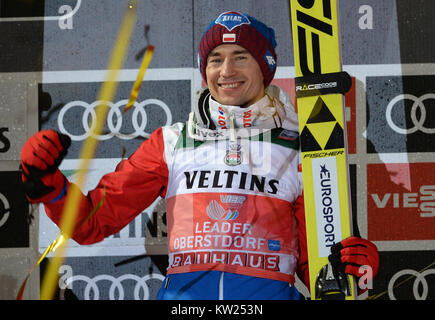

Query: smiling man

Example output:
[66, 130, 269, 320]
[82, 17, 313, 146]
[205, 45, 265, 107]
[21, 11, 379, 300]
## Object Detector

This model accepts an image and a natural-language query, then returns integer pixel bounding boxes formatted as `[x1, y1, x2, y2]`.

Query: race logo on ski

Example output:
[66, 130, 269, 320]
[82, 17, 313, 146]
[215, 12, 251, 31]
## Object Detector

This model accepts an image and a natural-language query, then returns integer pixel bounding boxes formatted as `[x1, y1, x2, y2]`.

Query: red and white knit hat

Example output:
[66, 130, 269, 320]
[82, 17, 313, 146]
[198, 11, 278, 87]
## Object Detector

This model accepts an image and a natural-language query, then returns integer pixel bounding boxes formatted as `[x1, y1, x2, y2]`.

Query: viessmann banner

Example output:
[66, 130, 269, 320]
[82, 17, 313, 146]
[367, 163, 435, 241]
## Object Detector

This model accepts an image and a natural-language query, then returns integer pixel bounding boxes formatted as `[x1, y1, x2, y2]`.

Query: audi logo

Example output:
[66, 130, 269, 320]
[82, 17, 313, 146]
[388, 268, 435, 300]
[58, 99, 173, 141]
[386, 93, 435, 135]
[0, 192, 10, 228]
[59, 265, 165, 300]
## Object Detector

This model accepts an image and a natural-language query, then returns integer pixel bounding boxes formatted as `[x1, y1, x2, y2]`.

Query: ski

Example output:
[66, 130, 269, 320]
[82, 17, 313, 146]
[289, 0, 356, 299]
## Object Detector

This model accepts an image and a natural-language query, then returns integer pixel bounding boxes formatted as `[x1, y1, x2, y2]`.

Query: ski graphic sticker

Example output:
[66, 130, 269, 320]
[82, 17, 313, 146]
[300, 96, 345, 152]
[311, 157, 342, 257]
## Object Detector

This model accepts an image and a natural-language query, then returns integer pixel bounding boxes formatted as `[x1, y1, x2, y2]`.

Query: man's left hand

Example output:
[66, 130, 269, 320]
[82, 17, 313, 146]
[328, 236, 379, 279]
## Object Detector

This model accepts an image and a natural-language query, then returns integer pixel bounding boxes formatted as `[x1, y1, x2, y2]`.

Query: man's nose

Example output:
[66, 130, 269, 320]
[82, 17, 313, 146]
[220, 59, 236, 77]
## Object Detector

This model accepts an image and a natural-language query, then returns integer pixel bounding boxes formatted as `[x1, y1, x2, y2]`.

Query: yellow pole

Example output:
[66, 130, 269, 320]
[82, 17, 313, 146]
[125, 45, 155, 112]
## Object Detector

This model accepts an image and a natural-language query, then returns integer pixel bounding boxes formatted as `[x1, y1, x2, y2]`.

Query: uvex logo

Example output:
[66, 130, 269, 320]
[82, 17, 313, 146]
[370, 185, 435, 217]
[196, 128, 225, 138]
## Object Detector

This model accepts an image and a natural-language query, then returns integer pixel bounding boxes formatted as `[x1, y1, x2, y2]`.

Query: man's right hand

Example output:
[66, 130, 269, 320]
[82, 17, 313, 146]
[20, 130, 71, 203]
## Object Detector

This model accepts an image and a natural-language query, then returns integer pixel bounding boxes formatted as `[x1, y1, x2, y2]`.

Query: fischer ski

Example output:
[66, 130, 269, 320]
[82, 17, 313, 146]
[289, 0, 356, 300]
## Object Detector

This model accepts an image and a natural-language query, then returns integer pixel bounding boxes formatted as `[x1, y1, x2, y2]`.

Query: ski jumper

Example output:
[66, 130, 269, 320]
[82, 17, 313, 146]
[43, 85, 310, 300]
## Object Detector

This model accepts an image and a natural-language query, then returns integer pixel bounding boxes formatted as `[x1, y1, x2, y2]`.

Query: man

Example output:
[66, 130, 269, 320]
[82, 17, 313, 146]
[21, 11, 378, 300]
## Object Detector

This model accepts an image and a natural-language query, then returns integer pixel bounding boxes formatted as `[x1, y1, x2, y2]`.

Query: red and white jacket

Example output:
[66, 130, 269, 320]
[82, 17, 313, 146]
[44, 85, 310, 288]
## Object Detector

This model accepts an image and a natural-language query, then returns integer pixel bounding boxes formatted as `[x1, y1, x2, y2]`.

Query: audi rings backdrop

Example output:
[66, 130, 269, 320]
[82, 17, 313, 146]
[1, 0, 435, 300]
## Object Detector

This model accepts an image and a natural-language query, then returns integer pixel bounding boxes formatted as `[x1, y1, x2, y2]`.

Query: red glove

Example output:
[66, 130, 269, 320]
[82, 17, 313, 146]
[20, 130, 71, 203]
[328, 236, 379, 281]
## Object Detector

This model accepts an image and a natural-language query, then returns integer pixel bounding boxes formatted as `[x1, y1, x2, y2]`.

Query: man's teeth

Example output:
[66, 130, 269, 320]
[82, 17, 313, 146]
[220, 83, 240, 88]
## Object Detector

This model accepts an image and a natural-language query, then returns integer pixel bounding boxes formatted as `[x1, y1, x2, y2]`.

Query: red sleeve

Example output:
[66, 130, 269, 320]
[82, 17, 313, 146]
[294, 192, 310, 292]
[44, 127, 169, 245]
